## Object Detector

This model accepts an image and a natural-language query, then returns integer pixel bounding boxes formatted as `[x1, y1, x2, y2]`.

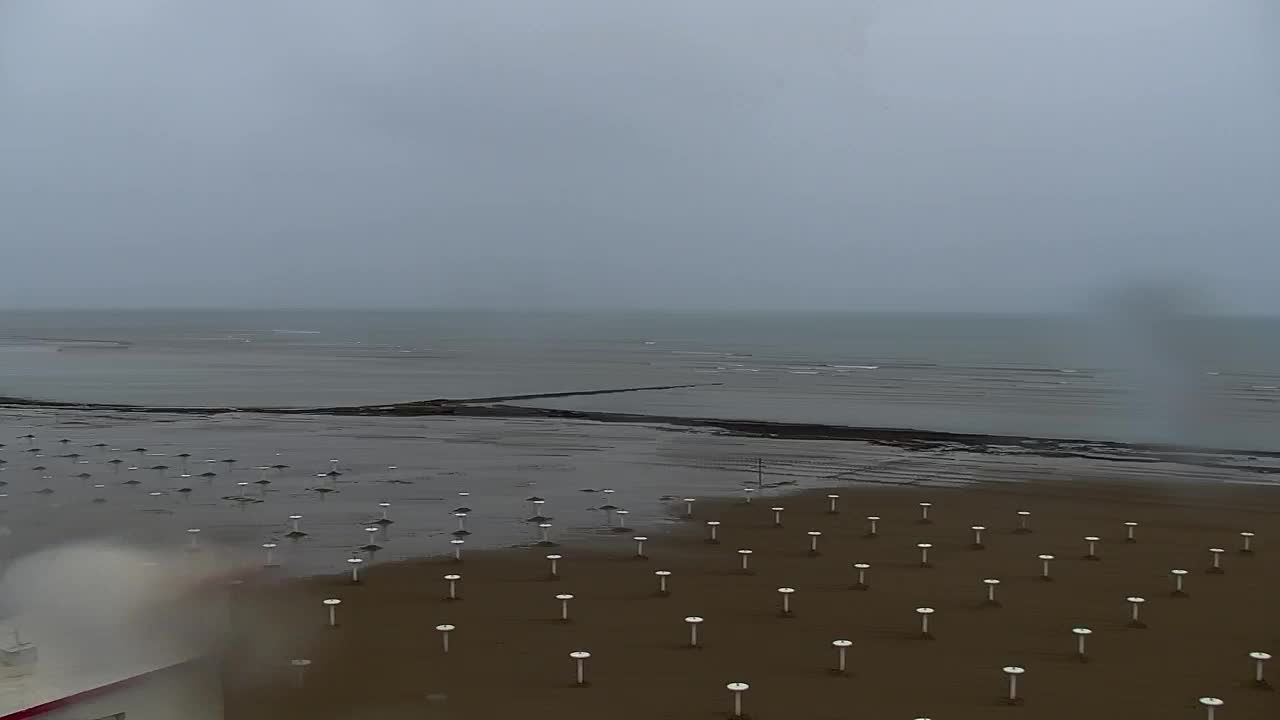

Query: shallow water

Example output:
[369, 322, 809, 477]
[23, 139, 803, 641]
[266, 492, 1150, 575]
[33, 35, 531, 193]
[1, 407, 1272, 577]
[0, 409, 895, 575]
[3, 310, 1280, 449]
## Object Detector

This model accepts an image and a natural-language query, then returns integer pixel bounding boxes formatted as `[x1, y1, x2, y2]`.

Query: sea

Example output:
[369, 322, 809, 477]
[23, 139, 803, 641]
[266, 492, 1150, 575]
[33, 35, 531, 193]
[3, 309, 1279, 450]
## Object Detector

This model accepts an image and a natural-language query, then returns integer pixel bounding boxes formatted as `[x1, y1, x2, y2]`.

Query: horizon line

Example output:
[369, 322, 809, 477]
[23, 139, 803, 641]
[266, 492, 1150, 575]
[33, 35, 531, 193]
[1, 306, 1276, 319]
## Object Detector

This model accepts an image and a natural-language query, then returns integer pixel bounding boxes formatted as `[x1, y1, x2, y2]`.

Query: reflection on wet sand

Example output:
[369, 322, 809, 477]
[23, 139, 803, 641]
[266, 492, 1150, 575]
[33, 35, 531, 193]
[2, 408, 1278, 580]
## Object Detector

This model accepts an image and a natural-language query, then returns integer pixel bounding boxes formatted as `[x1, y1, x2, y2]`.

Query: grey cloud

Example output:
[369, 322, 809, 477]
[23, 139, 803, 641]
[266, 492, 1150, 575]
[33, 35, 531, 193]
[1, 0, 1277, 311]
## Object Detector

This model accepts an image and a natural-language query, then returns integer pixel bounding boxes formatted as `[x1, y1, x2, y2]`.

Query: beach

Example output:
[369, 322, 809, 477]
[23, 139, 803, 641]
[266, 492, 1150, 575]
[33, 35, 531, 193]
[3, 406, 1276, 578]
[3, 311, 1280, 718]
[9, 0, 1280, 710]
[225, 479, 1280, 719]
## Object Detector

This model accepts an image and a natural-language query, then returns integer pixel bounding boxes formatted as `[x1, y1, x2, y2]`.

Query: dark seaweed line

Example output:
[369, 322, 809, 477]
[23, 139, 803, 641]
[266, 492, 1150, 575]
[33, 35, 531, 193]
[3, 382, 1280, 462]
[0, 381, 721, 415]
[458, 405, 1280, 465]
[0, 383, 717, 415]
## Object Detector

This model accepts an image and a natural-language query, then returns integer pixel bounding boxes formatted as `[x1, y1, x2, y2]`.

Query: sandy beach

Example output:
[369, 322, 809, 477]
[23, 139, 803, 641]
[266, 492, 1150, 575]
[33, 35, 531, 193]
[3, 403, 1278, 718]
[224, 477, 1280, 719]
[9, 0, 1280, 713]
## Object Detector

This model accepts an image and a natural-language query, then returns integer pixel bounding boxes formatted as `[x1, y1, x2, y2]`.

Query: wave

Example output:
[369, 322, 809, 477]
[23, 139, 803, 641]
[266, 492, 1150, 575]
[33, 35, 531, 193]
[954, 365, 1089, 375]
[0, 336, 130, 350]
[0, 342, 58, 353]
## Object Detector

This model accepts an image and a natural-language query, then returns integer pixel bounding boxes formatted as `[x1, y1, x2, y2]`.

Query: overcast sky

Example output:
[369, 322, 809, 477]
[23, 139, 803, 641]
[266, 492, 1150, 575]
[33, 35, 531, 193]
[1, 0, 1277, 312]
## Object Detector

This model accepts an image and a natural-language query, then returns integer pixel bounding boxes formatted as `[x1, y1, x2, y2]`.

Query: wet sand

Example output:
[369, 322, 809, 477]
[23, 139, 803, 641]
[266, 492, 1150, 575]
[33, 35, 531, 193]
[0, 409, 913, 574]
[5, 407, 1279, 578]
[225, 478, 1280, 719]
[20, 404, 1280, 576]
